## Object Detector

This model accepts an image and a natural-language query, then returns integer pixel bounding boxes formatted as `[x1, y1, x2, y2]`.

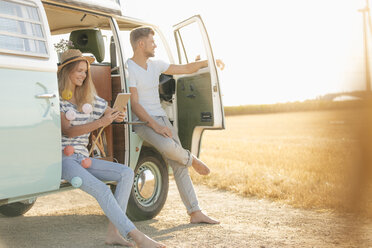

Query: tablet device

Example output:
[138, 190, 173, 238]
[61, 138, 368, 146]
[113, 93, 131, 111]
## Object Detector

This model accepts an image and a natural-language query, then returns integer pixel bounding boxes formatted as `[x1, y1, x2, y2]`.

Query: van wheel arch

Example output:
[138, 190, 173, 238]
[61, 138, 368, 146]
[0, 199, 37, 217]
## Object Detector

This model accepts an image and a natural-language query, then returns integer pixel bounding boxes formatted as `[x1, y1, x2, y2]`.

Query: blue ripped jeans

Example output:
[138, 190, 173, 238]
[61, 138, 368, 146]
[61, 153, 136, 237]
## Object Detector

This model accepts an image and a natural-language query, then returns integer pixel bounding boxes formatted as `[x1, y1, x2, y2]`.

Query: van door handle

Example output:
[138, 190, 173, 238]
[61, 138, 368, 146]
[35, 93, 56, 99]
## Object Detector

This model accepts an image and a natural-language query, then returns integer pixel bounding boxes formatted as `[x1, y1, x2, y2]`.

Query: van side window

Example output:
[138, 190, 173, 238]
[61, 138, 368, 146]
[0, 0, 48, 57]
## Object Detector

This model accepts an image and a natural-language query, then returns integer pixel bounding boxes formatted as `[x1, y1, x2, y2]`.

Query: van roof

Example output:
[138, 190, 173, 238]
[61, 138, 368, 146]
[42, 0, 122, 16]
[42, 0, 151, 34]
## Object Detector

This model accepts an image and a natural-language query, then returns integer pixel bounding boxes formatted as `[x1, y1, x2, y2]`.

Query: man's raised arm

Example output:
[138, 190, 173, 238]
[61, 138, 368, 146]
[163, 59, 224, 75]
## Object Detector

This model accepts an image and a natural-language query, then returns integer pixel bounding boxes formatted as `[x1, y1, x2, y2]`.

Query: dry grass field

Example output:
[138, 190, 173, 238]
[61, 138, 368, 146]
[191, 109, 372, 215]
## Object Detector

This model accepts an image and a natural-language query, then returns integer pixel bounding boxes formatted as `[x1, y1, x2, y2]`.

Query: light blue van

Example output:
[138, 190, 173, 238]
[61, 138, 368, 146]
[0, 0, 225, 220]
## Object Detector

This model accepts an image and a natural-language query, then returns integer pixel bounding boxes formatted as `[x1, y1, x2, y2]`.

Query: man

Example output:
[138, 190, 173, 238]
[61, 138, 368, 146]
[127, 27, 224, 224]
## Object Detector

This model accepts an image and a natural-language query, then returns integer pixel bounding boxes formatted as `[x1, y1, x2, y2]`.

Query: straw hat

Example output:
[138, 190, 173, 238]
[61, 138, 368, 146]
[58, 49, 95, 71]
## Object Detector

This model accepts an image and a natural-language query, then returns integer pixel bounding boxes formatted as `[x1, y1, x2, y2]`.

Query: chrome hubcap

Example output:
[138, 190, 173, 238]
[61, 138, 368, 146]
[133, 161, 162, 207]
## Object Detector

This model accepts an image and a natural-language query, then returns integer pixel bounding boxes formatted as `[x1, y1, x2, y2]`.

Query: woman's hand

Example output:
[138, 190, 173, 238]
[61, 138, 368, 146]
[113, 107, 126, 123]
[114, 112, 125, 123]
[100, 108, 121, 127]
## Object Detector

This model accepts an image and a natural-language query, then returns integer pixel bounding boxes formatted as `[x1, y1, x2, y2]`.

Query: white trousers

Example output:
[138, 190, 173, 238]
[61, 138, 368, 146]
[133, 116, 201, 214]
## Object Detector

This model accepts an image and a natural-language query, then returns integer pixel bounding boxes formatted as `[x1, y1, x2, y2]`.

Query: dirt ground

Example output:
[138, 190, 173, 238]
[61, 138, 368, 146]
[1, 179, 372, 248]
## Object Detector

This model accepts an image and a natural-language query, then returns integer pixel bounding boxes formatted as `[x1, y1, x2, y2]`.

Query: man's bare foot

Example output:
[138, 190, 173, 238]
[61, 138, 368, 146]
[191, 155, 210, 175]
[129, 229, 166, 248]
[105, 234, 134, 247]
[190, 210, 220, 224]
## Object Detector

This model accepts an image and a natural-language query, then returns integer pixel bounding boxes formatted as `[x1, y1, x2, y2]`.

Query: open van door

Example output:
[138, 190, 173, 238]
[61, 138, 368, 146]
[173, 15, 225, 156]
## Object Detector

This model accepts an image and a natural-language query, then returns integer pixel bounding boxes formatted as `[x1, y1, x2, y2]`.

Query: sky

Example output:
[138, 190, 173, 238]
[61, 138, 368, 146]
[121, 0, 371, 106]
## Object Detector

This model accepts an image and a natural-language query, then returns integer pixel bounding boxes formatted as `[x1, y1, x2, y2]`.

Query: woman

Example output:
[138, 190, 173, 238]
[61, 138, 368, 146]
[58, 49, 165, 248]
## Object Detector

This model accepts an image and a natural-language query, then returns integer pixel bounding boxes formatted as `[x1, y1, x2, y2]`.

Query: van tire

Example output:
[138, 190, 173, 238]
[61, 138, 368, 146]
[126, 149, 168, 221]
[0, 199, 36, 217]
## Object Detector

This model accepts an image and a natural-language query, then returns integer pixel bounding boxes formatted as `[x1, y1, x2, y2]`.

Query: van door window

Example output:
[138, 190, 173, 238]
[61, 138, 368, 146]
[0, 0, 48, 57]
[174, 22, 207, 64]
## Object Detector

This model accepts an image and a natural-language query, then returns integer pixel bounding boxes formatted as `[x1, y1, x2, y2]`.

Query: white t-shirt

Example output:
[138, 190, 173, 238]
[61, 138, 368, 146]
[127, 59, 170, 119]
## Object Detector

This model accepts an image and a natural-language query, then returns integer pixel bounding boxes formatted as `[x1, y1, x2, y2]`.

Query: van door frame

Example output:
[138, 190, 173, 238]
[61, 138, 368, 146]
[109, 17, 132, 168]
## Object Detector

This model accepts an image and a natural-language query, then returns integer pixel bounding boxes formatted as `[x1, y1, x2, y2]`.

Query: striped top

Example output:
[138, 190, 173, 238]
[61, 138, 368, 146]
[60, 96, 108, 157]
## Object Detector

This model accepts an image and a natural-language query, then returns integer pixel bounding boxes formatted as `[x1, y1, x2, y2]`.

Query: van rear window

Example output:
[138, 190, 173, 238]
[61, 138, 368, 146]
[0, 0, 48, 57]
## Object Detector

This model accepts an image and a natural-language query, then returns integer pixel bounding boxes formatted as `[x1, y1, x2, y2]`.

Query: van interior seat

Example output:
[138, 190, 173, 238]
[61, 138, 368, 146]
[69, 29, 105, 63]
[90, 63, 112, 103]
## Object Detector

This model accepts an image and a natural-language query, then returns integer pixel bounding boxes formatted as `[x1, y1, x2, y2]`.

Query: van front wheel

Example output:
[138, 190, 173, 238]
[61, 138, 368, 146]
[0, 198, 36, 217]
[126, 149, 168, 221]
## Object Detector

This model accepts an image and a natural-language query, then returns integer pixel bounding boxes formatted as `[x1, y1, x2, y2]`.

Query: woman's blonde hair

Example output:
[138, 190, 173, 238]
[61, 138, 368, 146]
[58, 60, 96, 111]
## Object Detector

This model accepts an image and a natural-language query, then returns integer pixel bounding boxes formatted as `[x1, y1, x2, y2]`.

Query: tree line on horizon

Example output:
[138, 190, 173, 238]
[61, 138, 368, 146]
[224, 91, 370, 116]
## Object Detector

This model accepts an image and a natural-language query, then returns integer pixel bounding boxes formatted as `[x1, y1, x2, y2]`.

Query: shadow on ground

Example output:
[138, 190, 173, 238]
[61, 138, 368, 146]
[0, 214, 204, 248]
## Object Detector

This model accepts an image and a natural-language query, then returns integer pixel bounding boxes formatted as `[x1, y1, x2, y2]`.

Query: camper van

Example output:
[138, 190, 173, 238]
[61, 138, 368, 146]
[0, 0, 225, 220]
